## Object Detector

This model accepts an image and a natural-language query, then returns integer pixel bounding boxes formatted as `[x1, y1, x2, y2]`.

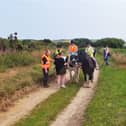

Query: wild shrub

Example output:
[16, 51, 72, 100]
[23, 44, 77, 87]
[0, 52, 36, 72]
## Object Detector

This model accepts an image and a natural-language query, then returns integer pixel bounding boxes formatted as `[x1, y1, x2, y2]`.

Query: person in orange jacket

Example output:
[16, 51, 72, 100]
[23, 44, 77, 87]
[41, 49, 52, 87]
[68, 40, 78, 62]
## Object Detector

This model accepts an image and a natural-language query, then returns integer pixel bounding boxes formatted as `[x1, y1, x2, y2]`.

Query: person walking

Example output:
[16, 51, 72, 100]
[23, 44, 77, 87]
[103, 46, 110, 65]
[41, 49, 52, 87]
[54, 52, 67, 88]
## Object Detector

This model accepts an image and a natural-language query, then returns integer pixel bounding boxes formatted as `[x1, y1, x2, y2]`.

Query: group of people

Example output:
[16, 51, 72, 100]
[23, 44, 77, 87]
[41, 40, 78, 88]
[41, 40, 110, 88]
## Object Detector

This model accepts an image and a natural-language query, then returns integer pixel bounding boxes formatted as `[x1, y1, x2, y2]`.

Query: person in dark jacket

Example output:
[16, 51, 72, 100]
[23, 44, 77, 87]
[54, 52, 67, 88]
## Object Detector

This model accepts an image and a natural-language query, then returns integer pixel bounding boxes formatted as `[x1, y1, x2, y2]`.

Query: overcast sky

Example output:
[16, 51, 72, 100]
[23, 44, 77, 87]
[0, 0, 126, 40]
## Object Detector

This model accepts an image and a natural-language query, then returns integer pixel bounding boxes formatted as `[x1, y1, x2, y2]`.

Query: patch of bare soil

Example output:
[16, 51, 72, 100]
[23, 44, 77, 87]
[50, 70, 99, 126]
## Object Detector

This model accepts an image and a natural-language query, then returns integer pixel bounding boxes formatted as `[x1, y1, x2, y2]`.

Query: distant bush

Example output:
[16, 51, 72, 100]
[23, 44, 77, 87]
[56, 42, 69, 48]
[0, 38, 56, 52]
[0, 38, 9, 52]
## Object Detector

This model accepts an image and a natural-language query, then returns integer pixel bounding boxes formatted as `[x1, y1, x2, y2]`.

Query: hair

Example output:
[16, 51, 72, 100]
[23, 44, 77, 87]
[70, 40, 74, 44]
[45, 49, 50, 55]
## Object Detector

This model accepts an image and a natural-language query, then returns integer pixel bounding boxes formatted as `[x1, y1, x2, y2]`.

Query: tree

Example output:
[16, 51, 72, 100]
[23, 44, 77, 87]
[73, 38, 93, 48]
[43, 39, 52, 43]
[94, 38, 125, 48]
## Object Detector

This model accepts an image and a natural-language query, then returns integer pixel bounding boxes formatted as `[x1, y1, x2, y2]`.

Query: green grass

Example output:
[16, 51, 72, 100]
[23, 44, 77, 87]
[13, 83, 82, 126]
[0, 52, 37, 72]
[84, 56, 126, 126]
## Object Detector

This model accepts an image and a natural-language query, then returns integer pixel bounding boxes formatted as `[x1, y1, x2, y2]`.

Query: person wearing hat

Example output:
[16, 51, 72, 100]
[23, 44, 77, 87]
[54, 45, 63, 57]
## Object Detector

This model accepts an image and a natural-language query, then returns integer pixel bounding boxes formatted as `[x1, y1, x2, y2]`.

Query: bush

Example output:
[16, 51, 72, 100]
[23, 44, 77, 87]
[73, 38, 93, 48]
[0, 38, 9, 52]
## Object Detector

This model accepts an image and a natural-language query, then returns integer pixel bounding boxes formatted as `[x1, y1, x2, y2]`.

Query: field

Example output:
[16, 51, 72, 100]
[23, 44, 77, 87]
[112, 48, 126, 65]
[83, 54, 126, 126]
[0, 47, 56, 111]
[0, 45, 126, 126]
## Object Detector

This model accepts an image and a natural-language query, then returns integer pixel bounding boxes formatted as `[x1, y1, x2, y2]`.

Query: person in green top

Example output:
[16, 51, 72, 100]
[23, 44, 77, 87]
[85, 43, 94, 58]
[85, 43, 97, 69]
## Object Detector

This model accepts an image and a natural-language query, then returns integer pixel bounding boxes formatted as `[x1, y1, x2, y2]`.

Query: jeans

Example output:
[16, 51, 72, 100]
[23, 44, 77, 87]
[104, 57, 109, 65]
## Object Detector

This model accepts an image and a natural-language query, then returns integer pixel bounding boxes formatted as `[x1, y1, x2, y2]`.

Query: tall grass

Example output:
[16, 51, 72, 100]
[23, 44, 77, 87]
[0, 64, 55, 98]
[112, 48, 126, 55]
[0, 52, 37, 72]
[112, 49, 126, 65]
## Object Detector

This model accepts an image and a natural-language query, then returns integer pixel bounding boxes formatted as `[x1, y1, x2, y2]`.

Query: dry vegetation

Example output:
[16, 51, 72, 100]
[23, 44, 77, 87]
[112, 49, 126, 67]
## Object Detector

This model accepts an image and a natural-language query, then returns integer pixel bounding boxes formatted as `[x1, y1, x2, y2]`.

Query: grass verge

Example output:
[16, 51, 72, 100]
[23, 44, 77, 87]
[0, 64, 55, 98]
[84, 56, 126, 126]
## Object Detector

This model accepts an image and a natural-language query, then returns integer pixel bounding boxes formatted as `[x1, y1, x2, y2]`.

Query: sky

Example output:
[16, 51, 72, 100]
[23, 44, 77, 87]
[0, 0, 126, 40]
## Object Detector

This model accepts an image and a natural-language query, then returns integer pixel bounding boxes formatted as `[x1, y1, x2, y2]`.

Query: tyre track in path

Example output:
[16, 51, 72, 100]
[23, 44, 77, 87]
[0, 73, 70, 126]
[50, 70, 99, 126]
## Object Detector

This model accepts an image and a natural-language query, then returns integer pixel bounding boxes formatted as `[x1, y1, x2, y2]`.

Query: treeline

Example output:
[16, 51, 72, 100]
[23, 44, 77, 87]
[0, 38, 56, 53]
[0, 37, 125, 53]
[72, 38, 125, 48]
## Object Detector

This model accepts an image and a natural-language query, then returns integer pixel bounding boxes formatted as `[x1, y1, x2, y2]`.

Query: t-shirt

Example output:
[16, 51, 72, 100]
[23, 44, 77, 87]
[54, 57, 66, 74]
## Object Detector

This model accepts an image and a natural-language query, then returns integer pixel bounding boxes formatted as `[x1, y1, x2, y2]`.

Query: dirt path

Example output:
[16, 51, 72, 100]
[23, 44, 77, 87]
[50, 70, 99, 126]
[0, 73, 70, 126]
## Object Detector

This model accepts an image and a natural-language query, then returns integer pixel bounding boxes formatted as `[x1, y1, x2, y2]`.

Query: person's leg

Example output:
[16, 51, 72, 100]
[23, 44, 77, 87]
[82, 69, 87, 81]
[75, 67, 80, 83]
[61, 74, 66, 88]
[69, 68, 73, 82]
[105, 57, 109, 65]
[91, 58, 96, 68]
[63, 73, 67, 85]
[42, 69, 48, 87]
[57, 75, 61, 88]
[89, 72, 93, 82]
